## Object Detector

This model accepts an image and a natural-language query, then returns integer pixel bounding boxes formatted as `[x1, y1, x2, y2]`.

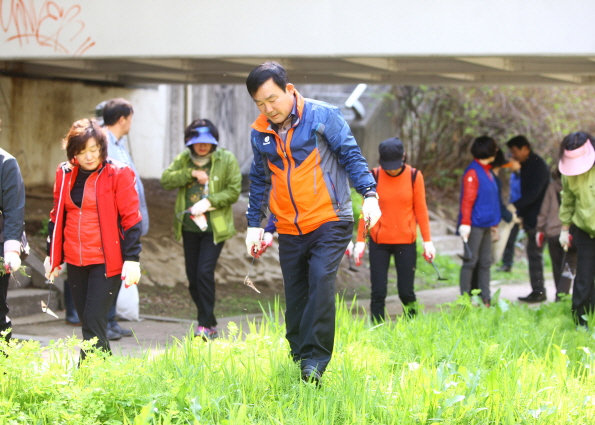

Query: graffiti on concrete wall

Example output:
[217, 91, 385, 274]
[0, 0, 95, 55]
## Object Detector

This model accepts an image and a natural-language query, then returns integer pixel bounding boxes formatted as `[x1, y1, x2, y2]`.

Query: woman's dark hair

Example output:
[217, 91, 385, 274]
[559, 131, 595, 158]
[470, 136, 498, 159]
[62, 118, 107, 162]
[491, 147, 508, 168]
[185, 118, 219, 153]
[246, 61, 289, 97]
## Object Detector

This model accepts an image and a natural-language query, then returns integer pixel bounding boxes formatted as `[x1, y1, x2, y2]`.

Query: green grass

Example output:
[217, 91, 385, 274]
[2, 295, 595, 423]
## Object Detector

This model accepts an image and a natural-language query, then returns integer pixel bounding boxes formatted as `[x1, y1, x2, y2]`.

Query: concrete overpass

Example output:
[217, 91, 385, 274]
[2, 0, 595, 85]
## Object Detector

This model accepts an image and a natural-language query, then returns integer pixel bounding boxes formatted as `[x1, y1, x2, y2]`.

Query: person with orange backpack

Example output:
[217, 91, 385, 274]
[354, 137, 434, 321]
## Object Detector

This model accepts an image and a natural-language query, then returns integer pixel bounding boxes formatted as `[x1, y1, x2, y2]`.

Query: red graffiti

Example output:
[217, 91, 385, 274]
[0, 0, 95, 55]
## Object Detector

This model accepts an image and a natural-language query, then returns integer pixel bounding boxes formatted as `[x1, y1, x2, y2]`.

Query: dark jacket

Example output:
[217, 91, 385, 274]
[0, 149, 25, 255]
[513, 152, 549, 230]
[48, 159, 142, 278]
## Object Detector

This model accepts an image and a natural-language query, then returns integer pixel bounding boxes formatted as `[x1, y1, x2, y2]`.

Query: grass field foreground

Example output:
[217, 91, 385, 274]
[1, 294, 595, 424]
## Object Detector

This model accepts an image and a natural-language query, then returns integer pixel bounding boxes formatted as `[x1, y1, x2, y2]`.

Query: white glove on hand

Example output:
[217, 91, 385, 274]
[263, 232, 274, 247]
[362, 196, 381, 230]
[4, 251, 21, 274]
[121, 261, 141, 288]
[345, 240, 354, 257]
[458, 224, 471, 242]
[246, 227, 265, 257]
[423, 241, 436, 261]
[353, 241, 366, 266]
[559, 229, 571, 251]
[191, 214, 208, 231]
[191, 198, 212, 216]
[43, 256, 62, 282]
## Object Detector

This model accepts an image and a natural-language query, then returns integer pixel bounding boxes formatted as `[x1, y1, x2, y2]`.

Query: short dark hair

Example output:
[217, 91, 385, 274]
[506, 135, 531, 150]
[185, 118, 219, 153]
[246, 61, 289, 97]
[62, 118, 107, 162]
[102, 98, 134, 126]
[491, 147, 508, 168]
[470, 136, 498, 159]
[559, 131, 595, 158]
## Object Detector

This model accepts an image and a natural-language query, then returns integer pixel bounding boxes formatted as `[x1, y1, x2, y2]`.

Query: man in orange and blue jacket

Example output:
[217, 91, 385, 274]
[245, 62, 381, 383]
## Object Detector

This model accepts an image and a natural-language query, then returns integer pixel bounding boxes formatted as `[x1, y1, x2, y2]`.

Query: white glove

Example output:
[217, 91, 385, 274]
[559, 229, 571, 251]
[121, 261, 141, 288]
[191, 198, 211, 216]
[43, 256, 63, 282]
[345, 240, 354, 257]
[361, 196, 381, 230]
[263, 232, 274, 247]
[246, 227, 264, 257]
[191, 214, 208, 231]
[4, 251, 21, 274]
[353, 241, 366, 266]
[458, 224, 471, 242]
[423, 241, 436, 261]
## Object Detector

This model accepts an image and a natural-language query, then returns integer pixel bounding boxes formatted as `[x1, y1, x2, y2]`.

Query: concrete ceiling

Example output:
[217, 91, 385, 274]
[3, 56, 595, 86]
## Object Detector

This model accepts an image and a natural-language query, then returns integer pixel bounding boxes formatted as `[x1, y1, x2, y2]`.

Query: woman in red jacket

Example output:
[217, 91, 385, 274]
[44, 119, 142, 359]
[354, 138, 435, 321]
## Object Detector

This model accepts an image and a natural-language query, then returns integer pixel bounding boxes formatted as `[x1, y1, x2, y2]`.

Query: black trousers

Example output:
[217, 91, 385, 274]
[571, 227, 595, 326]
[368, 239, 417, 321]
[525, 228, 545, 293]
[0, 273, 12, 342]
[501, 223, 520, 267]
[67, 263, 121, 358]
[278, 221, 353, 374]
[182, 231, 224, 328]
[547, 235, 577, 298]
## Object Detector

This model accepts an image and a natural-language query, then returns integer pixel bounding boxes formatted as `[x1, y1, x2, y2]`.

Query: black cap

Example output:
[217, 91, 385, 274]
[379, 137, 405, 170]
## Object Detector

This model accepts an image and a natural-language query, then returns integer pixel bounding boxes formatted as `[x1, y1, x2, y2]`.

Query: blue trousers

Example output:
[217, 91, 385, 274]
[278, 221, 353, 374]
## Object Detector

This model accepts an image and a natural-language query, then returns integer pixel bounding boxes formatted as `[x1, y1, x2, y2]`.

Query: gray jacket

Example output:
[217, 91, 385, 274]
[536, 178, 562, 238]
[0, 148, 25, 255]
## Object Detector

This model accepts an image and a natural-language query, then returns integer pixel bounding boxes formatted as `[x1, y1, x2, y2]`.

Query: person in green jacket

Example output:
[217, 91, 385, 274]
[161, 119, 241, 340]
[558, 131, 595, 328]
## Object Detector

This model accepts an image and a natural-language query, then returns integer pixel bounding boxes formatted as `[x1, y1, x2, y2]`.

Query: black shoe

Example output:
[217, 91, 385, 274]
[106, 328, 122, 341]
[497, 265, 511, 272]
[109, 321, 133, 337]
[518, 292, 546, 303]
[301, 365, 321, 385]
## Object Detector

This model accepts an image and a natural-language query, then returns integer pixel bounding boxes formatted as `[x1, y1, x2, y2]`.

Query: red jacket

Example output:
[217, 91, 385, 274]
[48, 159, 142, 277]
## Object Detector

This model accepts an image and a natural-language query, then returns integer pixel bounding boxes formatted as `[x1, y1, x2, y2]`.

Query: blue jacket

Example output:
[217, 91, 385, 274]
[459, 160, 501, 228]
[247, 89, 375, 235]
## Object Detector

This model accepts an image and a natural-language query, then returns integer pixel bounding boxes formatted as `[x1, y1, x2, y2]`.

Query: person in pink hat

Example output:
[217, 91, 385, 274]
[558, 131, 595, 329]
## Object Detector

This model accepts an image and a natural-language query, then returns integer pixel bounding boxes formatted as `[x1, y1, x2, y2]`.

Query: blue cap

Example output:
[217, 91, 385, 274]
[185, 127, 218, 146]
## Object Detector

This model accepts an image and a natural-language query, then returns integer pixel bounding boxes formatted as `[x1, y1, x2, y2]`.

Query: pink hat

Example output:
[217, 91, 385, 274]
[559, 140, 595, 176]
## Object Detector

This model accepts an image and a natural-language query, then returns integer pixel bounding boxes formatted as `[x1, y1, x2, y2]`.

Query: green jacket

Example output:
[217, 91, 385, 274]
[161, 148, 241, 243]
[559, 166, 595, 237]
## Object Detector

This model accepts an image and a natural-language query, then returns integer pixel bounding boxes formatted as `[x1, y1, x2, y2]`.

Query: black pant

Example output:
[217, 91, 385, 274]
[571, 227, 595, 326]
[182, 231, 224, 328]
[368, 239, 417, 321]
[547, 235, 577, 298]
[525, 228, 545, 293]
[278, 221, 353, 374]
[67, 263, 121, 358]
[0, 273, 12, 342]
[501, 223, 520, 267]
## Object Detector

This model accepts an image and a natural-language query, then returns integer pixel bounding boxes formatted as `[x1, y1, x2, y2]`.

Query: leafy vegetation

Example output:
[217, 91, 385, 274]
[2, 295, 595, 423]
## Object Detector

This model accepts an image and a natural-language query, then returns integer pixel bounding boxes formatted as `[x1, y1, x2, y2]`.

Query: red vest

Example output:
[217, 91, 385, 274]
[63, 171, 104, 266]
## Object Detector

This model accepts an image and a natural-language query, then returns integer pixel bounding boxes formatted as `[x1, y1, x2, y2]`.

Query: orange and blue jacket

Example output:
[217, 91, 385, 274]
[247, 89, 376, 235]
